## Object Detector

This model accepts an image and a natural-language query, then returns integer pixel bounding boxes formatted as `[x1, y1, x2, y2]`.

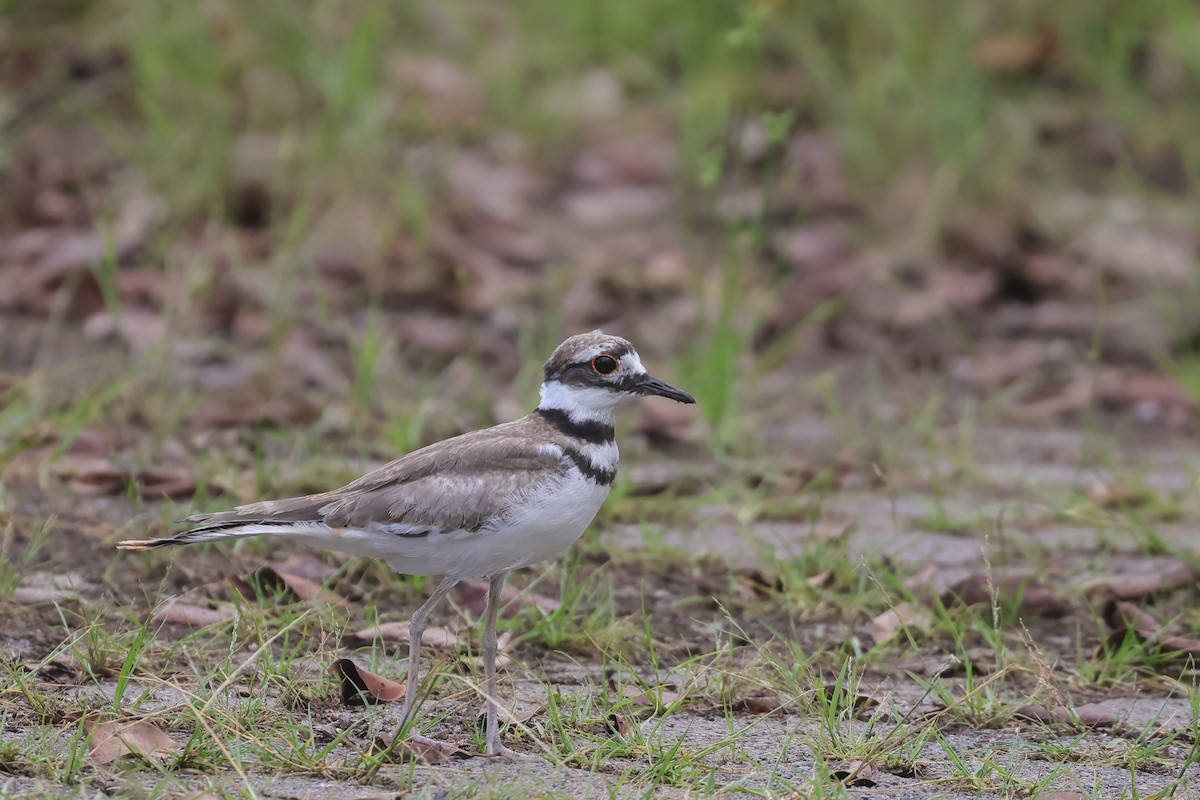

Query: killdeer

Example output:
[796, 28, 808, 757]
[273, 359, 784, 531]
[117, 331, 695, 759]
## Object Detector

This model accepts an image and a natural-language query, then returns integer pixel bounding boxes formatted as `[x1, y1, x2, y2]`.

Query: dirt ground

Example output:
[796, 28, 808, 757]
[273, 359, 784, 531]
[3, 384, 1199, 798]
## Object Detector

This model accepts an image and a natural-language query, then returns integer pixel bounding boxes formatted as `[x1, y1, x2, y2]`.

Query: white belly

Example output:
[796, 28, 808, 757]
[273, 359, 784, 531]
[295, 474, 611, 579]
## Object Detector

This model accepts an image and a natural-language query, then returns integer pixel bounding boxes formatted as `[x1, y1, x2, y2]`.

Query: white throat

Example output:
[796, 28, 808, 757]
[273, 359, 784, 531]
[537, 381, 621, 424]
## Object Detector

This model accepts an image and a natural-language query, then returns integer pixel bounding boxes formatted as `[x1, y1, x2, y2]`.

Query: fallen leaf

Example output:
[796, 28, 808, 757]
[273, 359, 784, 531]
[63, 428, 121, 457]
[1072, 702, 1118, 728]
[941, 571, 1067, 616]
[86, 718, 178, 765]
[52, 455, 123, 495]
[1096, 372, 1195, 424]
[330, 659, 406, 705]
[36, 658, 82, 685]
[12, 583, 80, 606]
[621, 683, 681, 709]
[137, 465, 212, 499]
[833, 760, 879, 787]
[249, 565, 351, 608]
[729, 693, 779, 714]
[50, 455, 222, 500]
[82, 308, 167, 355]
[805, 570, 836, 590]
[606, 712, 633, 738]
[1081, 560, 1195, 600]
[370, 735, 465, 764]
[1104, 599, 1200, 659]
[274, 553, 338, 585]
[899, 651, 994, 678]
[948, 339, 1071, 391]
[447, 151, 542, 224]
[1087, 480, 1153, 509]
[11, 572, 95, 605]
[1014, 702, 1115, 729]
[454, 579, 560, 618]
[188, 390, 324, 430]
[344, 622, 460, 650]
[151, 597, 235, 628]
[870, 601, 931, 645]
[973, 28, 1057, 75]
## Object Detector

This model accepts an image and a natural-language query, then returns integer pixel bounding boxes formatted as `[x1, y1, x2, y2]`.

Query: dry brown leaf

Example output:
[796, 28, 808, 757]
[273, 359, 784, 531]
[729, 694, 780, 714]
[941, 571, 1067, 616]
[151, 597, 235, 628]
[805, 570, 836, 590]
[274, 553, 338, 585]
[280, 331, 349, 393]
[86, 718, 178, 765]
[607, 712, 633, 739]
[370, 735, 465, 764]
[1014, 702, 1115, 729]
[903, 563, 941, 596]
[52, 455, 124, 495]
[63, 428, 121, 457]
[621, 684, 681, 708]
[454, 579, 560, 618]
[1104, 599, 1200, 659]
[1081, 560, 1195, 600]
[330, 659, 406, 705]
[1072, 702, 1118, 728]
[1097, 372, 1195, 417]
[973, 29, 1057, 74]
[833, 760, 880, 787]
[900, 649, 994, 678]
[870, 601, 931, 645]
[51, 454, 221, 500]
[1087, 480, 1152, 508]
[37, 658, 82, 685]
[344, 622, 461, 651]
[244, 565, 351, 608]
[948, 340, 1067, 391]
[12, 572, 88, 605]
[82, 309, 167, 355]
[137, 465, 211, 499]
[188, 390, 324, 430]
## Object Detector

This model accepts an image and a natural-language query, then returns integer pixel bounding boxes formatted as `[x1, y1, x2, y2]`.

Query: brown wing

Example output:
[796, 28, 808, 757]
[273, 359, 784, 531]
[181, 420, 564, 534]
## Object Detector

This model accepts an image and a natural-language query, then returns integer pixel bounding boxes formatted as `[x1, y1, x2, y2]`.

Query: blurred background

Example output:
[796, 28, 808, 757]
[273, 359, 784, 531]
[3, 0, 1200, 498]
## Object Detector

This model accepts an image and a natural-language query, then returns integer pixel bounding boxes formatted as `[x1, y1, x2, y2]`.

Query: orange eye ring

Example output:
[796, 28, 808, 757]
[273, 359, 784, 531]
[591, 354, 619, 375]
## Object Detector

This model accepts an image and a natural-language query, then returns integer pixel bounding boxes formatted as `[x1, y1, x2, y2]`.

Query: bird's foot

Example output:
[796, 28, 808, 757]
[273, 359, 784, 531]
[485, 740, 539, 761]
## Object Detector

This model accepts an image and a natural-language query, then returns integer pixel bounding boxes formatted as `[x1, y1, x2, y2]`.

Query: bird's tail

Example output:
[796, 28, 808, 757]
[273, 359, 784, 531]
[115, 521, 317, 551]
[116, 497, 328, 552]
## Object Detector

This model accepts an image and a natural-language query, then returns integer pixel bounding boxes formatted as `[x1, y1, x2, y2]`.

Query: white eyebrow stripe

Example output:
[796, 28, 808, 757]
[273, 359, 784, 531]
[620, 353, 646, 374]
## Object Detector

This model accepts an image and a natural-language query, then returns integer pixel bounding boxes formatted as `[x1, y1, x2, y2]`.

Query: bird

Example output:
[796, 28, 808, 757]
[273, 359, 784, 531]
[117, 330, 695, 759]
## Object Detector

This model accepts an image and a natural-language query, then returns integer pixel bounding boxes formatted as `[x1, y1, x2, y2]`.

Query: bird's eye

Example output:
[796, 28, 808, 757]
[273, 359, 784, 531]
[591, 354, 619, 375]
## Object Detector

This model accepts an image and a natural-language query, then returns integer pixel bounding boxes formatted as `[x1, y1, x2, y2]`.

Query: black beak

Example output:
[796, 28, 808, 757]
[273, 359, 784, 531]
[634, 373, 696, 404]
